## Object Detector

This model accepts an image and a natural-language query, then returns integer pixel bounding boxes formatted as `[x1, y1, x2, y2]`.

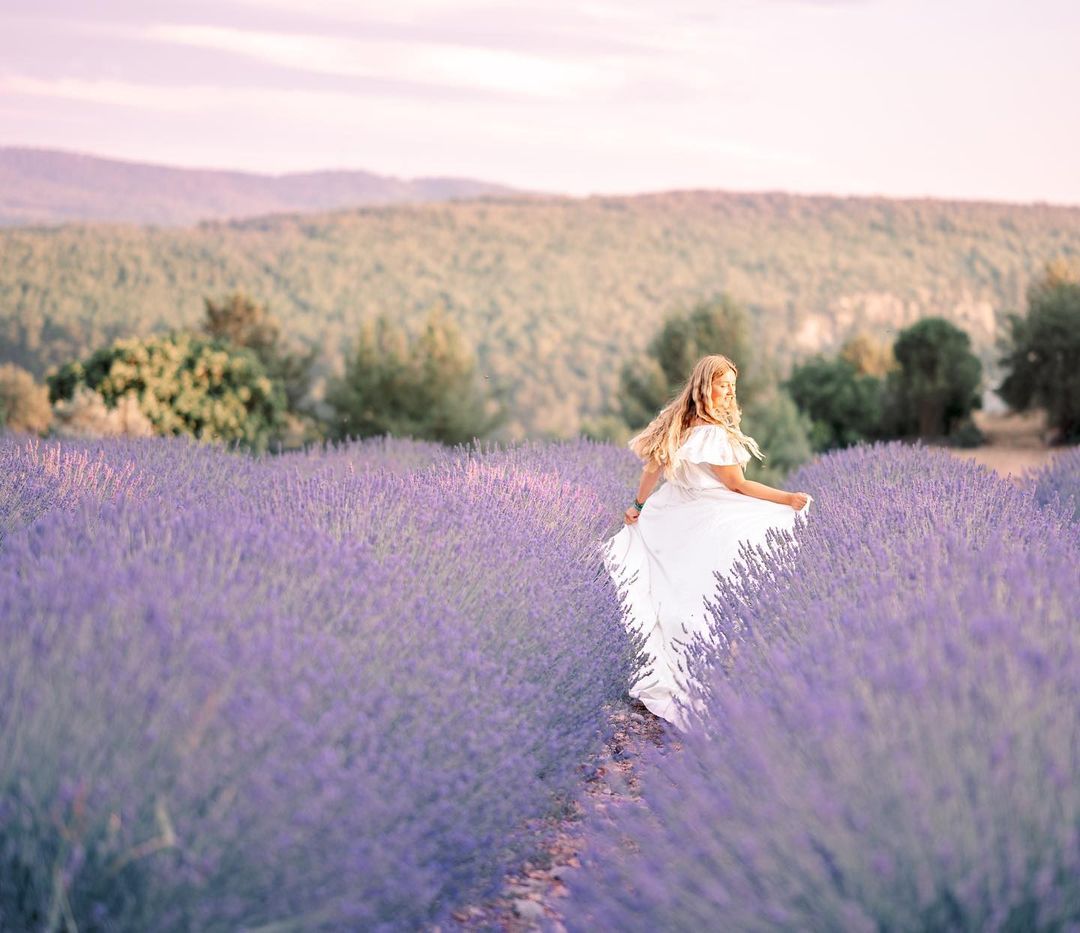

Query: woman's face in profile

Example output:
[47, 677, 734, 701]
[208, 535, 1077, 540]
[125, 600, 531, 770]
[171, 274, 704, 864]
[710, 369, 737, 410]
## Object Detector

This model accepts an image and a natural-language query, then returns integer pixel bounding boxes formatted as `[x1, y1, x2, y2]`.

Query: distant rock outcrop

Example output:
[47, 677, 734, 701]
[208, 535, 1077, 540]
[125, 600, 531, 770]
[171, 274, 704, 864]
[0, 147, 527, 226]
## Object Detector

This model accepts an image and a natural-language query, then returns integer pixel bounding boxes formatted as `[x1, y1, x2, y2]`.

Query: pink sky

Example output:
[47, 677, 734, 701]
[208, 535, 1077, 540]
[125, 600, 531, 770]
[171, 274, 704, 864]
[2, 0, 1078, 203]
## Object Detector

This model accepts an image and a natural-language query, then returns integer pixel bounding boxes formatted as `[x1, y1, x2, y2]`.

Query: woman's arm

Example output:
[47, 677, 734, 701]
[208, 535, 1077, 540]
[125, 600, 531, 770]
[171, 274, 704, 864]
[710, 463, 811, 511]
[623, 461, 661, 524]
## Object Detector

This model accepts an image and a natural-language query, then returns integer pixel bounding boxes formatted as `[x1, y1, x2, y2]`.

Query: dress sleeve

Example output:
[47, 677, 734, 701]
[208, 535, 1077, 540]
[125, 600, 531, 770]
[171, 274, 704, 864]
[680, 425, 741, 467]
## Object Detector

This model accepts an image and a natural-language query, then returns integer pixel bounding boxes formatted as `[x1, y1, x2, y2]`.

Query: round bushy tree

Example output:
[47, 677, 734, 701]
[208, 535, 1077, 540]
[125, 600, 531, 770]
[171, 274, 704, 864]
[786, 355, 884, 451]
[326, 309, 503, 444]
[47, 332, 286, 451]
[886, 317, 982, 440]
[998, 261, 1080, 444]
[0, 363, 52, 435]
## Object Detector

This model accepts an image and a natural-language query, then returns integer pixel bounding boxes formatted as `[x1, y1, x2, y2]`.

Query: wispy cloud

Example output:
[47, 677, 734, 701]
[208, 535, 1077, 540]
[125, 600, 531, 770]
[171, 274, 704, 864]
[0, 69, 809, 192]
[0, 74, 471, 119]
[223, 0, 474, 18]
[1, 0, 1077, 201]
[0, 72, 591, 136]
[135, 23, 625, 99]
[1, 76, 209, 113]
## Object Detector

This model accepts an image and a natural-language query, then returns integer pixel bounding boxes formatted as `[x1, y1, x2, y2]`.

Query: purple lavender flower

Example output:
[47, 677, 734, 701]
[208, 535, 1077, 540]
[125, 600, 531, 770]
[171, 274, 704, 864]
[1027, 446, 1080, 523]
[0, 433, 644, 930]
[563, 442, 1080, 932]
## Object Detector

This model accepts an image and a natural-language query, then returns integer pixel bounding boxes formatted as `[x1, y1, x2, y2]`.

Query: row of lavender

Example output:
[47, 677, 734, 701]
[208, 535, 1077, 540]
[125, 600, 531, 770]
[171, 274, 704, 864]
[563, 444, 1080, 931]
[0, 433, 645, 930]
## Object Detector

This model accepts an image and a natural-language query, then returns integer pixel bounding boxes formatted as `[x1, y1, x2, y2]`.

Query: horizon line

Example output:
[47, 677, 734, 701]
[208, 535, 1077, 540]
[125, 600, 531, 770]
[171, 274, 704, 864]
[3, 142, 1080, 213]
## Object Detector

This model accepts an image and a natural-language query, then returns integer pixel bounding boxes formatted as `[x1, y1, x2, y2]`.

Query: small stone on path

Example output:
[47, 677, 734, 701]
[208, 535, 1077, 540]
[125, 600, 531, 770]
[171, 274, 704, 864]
[512, 898, 546, 922]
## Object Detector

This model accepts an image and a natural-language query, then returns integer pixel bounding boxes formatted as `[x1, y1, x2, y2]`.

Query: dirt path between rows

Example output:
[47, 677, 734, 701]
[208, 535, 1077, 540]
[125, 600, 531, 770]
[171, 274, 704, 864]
[433, 698, 673, 933]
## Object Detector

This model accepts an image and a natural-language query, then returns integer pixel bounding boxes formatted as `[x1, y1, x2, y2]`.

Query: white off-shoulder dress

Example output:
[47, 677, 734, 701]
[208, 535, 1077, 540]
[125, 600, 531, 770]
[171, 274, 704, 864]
[602, 424, 810, 731]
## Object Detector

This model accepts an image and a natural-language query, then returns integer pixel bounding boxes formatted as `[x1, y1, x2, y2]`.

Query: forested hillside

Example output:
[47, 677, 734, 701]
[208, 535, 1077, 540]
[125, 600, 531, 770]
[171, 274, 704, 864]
[2, 190, 1078, 437]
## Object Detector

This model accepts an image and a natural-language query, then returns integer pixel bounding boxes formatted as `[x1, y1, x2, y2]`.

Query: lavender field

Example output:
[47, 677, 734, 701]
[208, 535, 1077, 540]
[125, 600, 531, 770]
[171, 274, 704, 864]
[564, 444, 1080, 932]
[0, 434, 645, 930]
[2, 435, 1079, 931]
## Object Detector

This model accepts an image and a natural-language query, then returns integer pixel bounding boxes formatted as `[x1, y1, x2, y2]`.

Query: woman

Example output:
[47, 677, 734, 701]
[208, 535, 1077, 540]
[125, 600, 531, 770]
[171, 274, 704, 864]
[603, 354, 813, 732]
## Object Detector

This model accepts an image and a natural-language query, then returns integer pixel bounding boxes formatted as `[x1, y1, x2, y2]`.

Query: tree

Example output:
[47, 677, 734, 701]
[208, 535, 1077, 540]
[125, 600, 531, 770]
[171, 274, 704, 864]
[618, 294, 769, 427]
[741, 389, 815, 486]
[617, 359, 671, 433]
[202, 292, 317, 413]
[839, 331, 897, 378]
[998, 260, 1080, 444]
[886, 318, 982, 440]
[0, 363, 52, 434]
[52, 386, 153, 438]
[203, 291, 280, 354]
[786, 356, 884, 452]
[325, 309, 503, 444]
[47, 332, 286, 451]
[617, 294, 812, 478]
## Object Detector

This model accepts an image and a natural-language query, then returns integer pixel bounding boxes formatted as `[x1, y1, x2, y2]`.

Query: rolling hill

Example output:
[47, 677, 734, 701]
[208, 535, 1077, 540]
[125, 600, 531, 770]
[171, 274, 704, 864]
[1, 189, 1078, 438]
[0, 147, 525, 226]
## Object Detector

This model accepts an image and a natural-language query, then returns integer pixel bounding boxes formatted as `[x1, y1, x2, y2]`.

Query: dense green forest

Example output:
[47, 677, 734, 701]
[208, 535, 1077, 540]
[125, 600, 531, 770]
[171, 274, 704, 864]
[2, 191, 1078, 438]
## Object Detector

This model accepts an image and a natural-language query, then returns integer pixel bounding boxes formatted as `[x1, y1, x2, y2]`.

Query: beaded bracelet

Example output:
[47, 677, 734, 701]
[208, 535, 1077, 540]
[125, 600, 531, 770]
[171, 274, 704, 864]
[632, 499, 645, 512]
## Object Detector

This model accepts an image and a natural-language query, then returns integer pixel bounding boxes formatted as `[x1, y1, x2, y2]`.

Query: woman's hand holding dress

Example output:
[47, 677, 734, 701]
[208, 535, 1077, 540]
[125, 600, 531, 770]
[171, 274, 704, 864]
[789, 491, 812, 511]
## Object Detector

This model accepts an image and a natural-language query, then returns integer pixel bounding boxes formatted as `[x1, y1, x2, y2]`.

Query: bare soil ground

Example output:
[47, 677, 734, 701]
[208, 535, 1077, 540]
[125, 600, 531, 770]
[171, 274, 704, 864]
[949, 409, 1061, 480]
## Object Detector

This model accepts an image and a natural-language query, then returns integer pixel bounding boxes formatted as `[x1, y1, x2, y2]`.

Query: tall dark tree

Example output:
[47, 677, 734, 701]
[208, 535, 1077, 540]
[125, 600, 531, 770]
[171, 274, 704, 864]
[998, 260, 1080, 444]
[326, 309, 503, 444]
[886, 318, 982, 440]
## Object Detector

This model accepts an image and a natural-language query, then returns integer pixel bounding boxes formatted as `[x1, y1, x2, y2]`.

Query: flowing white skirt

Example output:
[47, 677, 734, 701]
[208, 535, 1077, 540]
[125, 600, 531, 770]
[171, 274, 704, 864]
[603, 481, 808, 731]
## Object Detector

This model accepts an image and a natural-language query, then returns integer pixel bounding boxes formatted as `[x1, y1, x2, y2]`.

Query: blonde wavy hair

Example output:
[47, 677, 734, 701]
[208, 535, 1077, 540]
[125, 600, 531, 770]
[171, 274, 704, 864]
[628, 354, 764, 476]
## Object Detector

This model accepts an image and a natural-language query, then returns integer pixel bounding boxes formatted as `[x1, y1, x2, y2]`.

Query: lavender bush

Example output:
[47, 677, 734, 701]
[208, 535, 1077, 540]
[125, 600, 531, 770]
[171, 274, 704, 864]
[563, 443, 1080, 932]
[1028, 445, 1080, 522]
[274, 434, 454, 478]
[0, 433, 643, 930]
[0, 437, 154, 544]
